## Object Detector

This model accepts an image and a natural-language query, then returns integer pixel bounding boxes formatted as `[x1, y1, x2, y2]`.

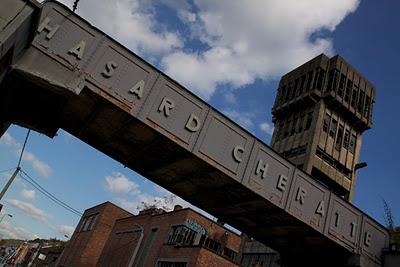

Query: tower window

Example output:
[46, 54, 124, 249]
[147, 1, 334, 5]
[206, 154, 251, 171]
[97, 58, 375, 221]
[293, 78, 299, 99]
[364, 96, 371, 118]
[284, 120, 290, 137]
[343, 129, 350, 149]
[305, 112, 313, 130]
[313, 67, 326, 91]
[349, 134, 357, 153]
[297, 113, 305, 133]
[335, 125, 344, 150]
[345, 80, 352, 102]
[338, 74, 346, 97]
[323, 113, 331, 133]
[298, 75, 306, 96]
[306, 71, 313, 92]
[357, 91, 365, 113]
[351, 86, 358, 108]
[327, 69, 339, 92]
[291, 116, 298, 135]
[329, 119, 337, 138]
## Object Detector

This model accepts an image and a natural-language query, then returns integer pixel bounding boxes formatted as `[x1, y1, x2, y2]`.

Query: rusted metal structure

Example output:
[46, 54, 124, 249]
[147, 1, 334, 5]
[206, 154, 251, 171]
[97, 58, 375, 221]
[0, 1, 390, 266]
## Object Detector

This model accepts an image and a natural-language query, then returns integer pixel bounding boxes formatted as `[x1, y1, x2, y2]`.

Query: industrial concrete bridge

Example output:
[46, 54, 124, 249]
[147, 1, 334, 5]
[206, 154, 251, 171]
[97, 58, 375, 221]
[0, 1, 390, 266]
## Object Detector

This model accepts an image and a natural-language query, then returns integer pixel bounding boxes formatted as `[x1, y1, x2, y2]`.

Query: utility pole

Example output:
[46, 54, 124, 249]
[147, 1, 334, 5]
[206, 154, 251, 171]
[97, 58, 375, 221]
[0, 129, 30, 201]
[0, 167, 20, 201]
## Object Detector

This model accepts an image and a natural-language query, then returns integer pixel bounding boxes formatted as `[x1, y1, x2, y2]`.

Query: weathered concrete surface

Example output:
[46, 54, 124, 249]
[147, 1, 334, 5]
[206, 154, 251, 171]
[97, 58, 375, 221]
[0, 1, 390, 266]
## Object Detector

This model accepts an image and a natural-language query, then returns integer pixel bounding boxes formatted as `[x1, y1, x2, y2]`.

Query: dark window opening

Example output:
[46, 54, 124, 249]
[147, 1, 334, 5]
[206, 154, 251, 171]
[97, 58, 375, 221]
[291, 117, 298, 136]
[313, 67, 326, 91]
[349, 134, 357, 153]
[329, 119, 337, 138]
[327, 69, 339, 92]
[345, 79, 352, 102]
[351, 86, 358, 108]
[335, 125, 344, 150]
[223, 247, 238, 261]
[343, 130, 350, 150]
[306, 71, 313, 91]
[357, 91, 365, 113]
[297, 114, 305, 133]
[323, 113, 331, 133]
[298, 75, 306, 96]
[293, 78, 299, 99]
[338, 74, 346, 97]
[364, 96, 371, 118]
[305, 112, 313, 130]
[167, 225, 197, 246]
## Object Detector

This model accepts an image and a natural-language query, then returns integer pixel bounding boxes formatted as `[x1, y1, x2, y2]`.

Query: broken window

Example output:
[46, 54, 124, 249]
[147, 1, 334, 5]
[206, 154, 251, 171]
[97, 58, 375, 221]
[345, 79, 352, 102]
[349, 134, 357, 153]
[335, 125, 344, 150]
[329, 119, 337, 138]
[323, 113, 331, 133]
[343, 129, 350, 150]
[338, 74, 346, 97]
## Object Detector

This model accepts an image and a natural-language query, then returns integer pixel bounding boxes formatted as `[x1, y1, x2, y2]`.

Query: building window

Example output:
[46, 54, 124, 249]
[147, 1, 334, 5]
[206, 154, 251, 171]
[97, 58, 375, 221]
[327, 69, 339, 92]
[313, 67, 326, 91]
[349, 134, 357, 153]
[329, 119, 337, 138]
[79, 213, 99, 232]
[284, 120, 290, 137]
[157, 261, 187, 267]
[291, 116, 298, 136]
[323, 113, 331, 133]
[305, 71, 313, 91]
[167, 225, 197, 246]
[338, 74, 346, 97]
[203, 237, 221, 253]
[293, 78, 299, 99]
[351, 86, 358, 108]
[298, 75, 306, 96]
[343, 129, 350, 150]
[364, 96, 371, 118]
[335, 125, 344, 150]
[223, 247, 238, 261]
[297, 114, 305, 133]
[305, 112, 313, 130]
[345, 79, 352, 102]
[357, 91, 365, 113]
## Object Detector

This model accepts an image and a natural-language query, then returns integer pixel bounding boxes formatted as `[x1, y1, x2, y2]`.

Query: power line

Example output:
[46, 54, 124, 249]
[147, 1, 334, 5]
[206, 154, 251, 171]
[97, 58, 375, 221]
[0, 168, 17, 174]
[19, 169, 83, 217]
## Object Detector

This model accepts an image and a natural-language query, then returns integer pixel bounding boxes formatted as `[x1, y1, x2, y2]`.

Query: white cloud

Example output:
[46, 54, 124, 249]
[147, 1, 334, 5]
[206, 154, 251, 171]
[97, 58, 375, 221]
[58, 0, 183, 55]
[0, 220, 40, 240]
[162, 0, 360, 99]
[19, 150, 52, 177]
[1, 131, 52, 177]
[221, 108, 255, 131]
[104, 172, 139, 195]
[0, 132, 18, 146]
[51, 225, 75, 237]
[259, 122, 274, 136]
[6, 199, 51, 223]
[20, 189, 36, 200]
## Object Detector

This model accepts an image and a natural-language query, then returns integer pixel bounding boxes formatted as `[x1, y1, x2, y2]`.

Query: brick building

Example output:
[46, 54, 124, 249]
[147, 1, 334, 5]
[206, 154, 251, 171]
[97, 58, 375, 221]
[57, 202, 132, 267]
[97, 205, 241, 267]
[58, 203, 241, 267]
[271, 54, 375, 201]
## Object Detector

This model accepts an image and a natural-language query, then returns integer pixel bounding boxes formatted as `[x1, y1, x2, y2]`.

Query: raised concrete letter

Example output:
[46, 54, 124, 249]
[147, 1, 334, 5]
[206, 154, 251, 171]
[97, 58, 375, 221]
[69, 40, 86, 60]
[277, 175, 287, 192]
[233, 146, 244, 163]
[316, 200, 325, 217]
[185, 114, 201, 132]
[129, 80, 145, 99]
[158, 98, 175, 117]
[102, 61, 118, 78]
[255, 159, 268, 179]
[37, 17, 60, 40]
[296, 187, 307, 205]
[364, 231, 372, 247]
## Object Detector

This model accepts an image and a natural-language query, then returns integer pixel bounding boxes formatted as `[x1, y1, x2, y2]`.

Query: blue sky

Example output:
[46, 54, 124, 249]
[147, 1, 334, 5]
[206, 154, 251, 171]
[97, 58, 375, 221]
[0, 0, 399, 240]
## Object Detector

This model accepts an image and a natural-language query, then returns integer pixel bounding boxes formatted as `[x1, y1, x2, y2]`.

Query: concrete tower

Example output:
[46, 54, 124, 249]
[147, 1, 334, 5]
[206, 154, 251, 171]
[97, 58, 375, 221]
[271, 54, 375, 202]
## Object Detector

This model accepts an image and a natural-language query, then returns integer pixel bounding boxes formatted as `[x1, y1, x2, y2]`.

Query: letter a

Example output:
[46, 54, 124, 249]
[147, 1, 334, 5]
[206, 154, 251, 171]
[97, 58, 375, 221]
[129, 80, 145, 99]
[69, 40, 86, 60]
